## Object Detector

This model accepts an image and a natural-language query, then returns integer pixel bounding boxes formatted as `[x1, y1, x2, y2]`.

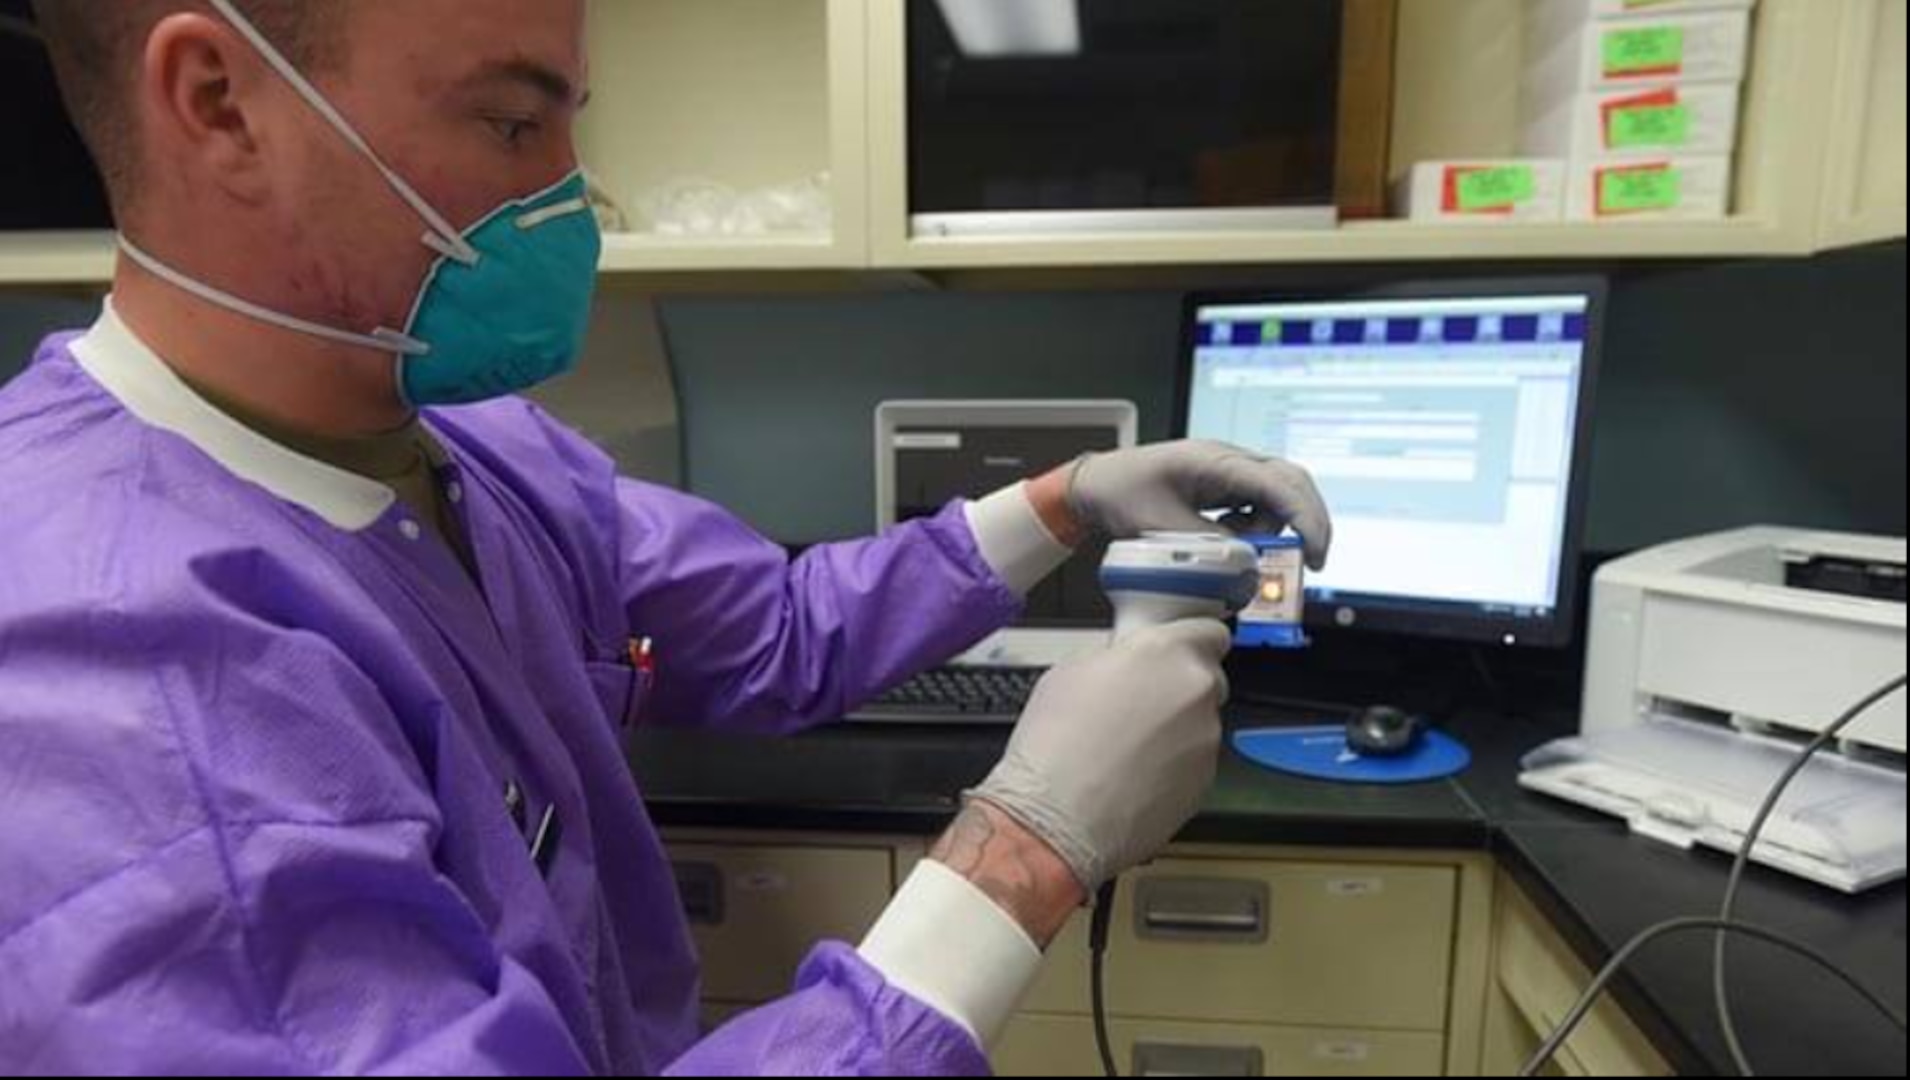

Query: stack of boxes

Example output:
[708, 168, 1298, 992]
[1523, 0, 1756, 221]
[1398, 0, 1755, 226]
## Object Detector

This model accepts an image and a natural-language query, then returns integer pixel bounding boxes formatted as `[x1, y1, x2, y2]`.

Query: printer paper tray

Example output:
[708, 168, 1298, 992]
[1519, 715, 1907, 894]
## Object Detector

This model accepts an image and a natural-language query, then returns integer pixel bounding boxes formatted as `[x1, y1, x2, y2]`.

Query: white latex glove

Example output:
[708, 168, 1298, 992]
[1069, 440, 1334, 570]
[968, 619, 1233, 892]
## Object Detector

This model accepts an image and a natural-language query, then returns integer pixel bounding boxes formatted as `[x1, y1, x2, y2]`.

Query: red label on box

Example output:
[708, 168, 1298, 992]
[1601, 87, 1682, 148]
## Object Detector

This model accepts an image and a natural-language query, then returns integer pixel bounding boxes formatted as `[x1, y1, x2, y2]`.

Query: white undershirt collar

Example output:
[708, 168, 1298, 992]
[69, 299, 398, 532]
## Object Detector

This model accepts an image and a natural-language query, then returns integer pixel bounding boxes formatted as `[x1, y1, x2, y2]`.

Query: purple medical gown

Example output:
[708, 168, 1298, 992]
[0, 333, 1022, 1076]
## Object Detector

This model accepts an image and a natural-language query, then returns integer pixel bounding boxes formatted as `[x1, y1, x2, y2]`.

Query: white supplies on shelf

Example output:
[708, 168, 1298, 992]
[1565, 155, 1733, 220]
[1397, 160, 1569, 224]
[1523, 82, 1743, 160]
[1525, 7, 1755, 92]
[1537, 0, 1758, 22]
[1520, 0, 1756, 224]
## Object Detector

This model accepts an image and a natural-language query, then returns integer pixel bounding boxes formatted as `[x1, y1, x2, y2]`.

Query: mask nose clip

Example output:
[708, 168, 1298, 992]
[514, 197, 595, 232]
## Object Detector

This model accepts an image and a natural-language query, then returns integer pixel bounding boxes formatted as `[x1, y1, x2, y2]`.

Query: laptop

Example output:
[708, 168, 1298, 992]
[852, 400, 1138, 724]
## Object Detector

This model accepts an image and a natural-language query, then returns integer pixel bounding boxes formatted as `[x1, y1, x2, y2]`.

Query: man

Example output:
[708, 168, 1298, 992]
[0, 1, 1330, 1074]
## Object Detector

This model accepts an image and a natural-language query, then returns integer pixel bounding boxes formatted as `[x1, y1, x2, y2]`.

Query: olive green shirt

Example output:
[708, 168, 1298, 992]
[185, 381, 478, 578]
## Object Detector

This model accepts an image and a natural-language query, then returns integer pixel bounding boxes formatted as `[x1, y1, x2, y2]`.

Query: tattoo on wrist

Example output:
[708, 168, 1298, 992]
[930, 802, 1081, 947]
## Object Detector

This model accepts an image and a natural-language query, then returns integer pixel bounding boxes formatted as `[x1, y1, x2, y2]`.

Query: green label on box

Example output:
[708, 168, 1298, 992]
[1263, 320, 1283, 343]
[1603, 27, 1686, 76]
[1456, 166, 1538, 211]
[1600, 167, 1683, 213]
[1610, 103, 1693, 148]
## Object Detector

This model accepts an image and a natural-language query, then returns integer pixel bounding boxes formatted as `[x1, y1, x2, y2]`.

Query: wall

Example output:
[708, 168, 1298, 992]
[3, 243, 1904, 553]
[0, 293, 102, 378]
[662, 243, 1908, 550]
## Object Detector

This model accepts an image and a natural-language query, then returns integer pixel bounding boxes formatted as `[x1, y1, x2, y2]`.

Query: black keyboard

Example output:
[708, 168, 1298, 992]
[851, 667, 1047, 724]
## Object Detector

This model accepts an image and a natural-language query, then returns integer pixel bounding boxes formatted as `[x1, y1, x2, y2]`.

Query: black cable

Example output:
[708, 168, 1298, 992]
[1089, 879, 1120, 1079]
[1714, 674, 1908, 1077]
[1518, 918, 1909, 1078]
[1518, 673, 1910, 1077]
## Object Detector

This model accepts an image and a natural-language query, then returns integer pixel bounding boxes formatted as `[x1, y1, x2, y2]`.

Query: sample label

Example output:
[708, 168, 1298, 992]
[736, 871, 790, 894]
[1605, 89, 1693, 149]
[1326, 877, 1386, 898]
[1447, 166, 1538, 214]
[1603, 27, 1686, 78]
[1598, 163, 1683, 214]
[1313, 1042, 1374, 1064]
[1610, 105, 1691, 148]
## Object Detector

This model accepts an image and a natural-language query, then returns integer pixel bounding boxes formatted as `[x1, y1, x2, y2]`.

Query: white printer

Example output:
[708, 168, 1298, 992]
[1522, 527, 1908, 893]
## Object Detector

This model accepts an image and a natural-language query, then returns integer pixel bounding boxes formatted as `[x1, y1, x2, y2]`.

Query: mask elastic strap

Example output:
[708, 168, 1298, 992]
[119, 237, 430, 357]
[206, 0, 479, 266]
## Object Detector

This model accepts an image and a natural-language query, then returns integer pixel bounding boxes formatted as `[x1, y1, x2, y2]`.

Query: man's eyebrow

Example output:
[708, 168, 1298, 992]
[462, 58, 590, 107]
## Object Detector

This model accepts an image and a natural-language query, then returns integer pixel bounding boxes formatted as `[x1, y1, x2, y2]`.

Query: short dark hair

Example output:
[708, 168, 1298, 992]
[32, 1, 349, 215]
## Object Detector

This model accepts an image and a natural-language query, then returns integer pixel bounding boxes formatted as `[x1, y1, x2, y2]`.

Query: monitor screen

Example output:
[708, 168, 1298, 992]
[1181, 285, 1601, 645]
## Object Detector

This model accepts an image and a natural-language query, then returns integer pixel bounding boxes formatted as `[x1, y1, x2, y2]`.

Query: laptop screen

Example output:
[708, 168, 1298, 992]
[892, 423, 1120, 628]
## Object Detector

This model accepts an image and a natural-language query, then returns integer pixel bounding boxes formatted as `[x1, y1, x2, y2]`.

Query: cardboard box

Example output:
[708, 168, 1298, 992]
[1531, 0, 1756, 26]
[1525, 8, 1754, 92]
[1524, 82, 1742, 159]
[1565, 155, 1732, 220]
[1398, 160, 1569, 224]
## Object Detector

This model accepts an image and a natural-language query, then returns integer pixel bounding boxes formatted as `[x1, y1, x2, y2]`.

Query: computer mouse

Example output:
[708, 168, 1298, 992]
[1347, 706, 1427, 758]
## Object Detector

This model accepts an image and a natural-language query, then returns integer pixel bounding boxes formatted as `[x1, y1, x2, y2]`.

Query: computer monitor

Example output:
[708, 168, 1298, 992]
[1178, 279, 1605, 647]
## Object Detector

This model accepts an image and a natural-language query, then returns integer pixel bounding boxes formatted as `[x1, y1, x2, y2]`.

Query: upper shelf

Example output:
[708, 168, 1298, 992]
[885, 217, 1804, 270]
[0, 0, 1901, 288]
[0, 232, 115, 287]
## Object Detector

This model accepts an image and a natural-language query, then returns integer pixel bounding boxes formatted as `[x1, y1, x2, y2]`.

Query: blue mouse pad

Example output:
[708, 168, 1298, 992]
[1232, 725, 1472, 785]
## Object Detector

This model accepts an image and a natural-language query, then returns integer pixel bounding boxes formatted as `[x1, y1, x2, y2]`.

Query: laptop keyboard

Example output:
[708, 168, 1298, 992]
[852, 667, 1047, 723]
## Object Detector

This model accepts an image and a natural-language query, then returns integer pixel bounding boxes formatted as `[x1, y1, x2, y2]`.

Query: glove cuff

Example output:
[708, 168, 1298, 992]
[962, 782, 1104, 894]
[1062, 453, 1108, 542]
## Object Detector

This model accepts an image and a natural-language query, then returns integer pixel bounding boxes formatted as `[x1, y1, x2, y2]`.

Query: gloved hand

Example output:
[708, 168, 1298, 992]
[1068, 440, 1334, 570]
[967, 619, 1233, 892]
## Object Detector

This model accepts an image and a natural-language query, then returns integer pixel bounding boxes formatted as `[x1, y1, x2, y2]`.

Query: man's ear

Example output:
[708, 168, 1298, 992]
[136, 13, 274, 205]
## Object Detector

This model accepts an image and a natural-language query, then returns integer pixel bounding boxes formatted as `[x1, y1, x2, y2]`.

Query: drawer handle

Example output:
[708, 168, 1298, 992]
[1133, 1041, 1265, 1077]
[672, 861, 726, 926]
[1142, 911, 1264, 934]
[1135, 878, 1270, 944]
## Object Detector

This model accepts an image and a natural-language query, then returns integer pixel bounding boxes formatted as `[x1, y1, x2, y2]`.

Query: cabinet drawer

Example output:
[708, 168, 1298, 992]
[1493, 881, 1670, 1077]
[1022, 858, 1458, 1031]
[668, 843, 894, 1004]
[995, 1013, 1446, 1078]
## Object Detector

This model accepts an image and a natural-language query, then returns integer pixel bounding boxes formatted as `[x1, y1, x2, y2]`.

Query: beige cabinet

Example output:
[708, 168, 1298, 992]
[1478, 876, 1670, 1078]
[1021, 858, 1459, 1033]
[660, 833, 1671, 1079]
[864, 0, 1898, 269]
[3, 0, 1903, 284]
[667, 841, 895, 1006]
[0, 0, 878, 285]
[1817, 0, 1909, 249]
[995, 1014, 1447, 1079]
[576, 0, 871, 271]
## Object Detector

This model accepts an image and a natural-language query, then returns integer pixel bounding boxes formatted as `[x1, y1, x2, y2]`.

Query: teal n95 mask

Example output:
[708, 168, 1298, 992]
[119, 0, 602, 407]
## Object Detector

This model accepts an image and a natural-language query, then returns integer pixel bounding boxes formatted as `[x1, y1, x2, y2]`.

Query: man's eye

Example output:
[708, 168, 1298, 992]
[486, 117, 539, 146]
